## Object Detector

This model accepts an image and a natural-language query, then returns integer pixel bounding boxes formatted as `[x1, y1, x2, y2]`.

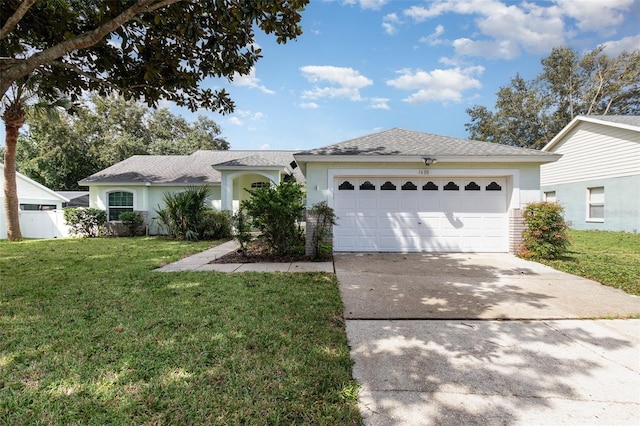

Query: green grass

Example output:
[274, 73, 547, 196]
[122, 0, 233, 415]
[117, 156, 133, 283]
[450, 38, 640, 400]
[0, 238, 361, 425]
[539, 230, 640, 296]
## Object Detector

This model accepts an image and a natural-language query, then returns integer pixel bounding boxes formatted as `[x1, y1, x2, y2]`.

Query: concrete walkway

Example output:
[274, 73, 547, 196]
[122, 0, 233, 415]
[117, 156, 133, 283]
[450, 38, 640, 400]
[154, 240, 334, 273]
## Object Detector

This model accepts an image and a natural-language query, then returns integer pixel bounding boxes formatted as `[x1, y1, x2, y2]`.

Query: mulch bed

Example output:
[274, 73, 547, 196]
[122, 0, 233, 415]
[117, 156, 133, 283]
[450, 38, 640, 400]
[210, 238, 331, 264]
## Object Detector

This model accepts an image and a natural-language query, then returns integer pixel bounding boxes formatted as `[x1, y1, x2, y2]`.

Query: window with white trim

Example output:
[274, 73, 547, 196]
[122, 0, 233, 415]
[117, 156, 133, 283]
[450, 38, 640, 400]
[587, 187, 604, 221]
[544, 191, 556, 202]
[108, 191, 134, 221]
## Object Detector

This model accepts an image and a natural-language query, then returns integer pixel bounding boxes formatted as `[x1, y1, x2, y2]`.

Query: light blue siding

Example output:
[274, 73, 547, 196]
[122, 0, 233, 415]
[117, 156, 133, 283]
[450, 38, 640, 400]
[541, 175, 640, 233]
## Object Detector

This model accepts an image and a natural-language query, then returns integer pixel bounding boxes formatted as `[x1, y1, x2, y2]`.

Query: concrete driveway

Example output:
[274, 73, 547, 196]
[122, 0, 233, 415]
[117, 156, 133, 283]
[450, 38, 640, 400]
[335, 253, 640, 425]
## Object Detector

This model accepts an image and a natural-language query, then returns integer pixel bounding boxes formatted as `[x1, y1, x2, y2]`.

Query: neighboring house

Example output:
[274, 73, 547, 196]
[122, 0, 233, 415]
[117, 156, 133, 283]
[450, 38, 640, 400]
[57, 191, 90, 208]
[294, 128, 560, 254]
[541, 115, 640, 233]
[0, 163, 70, 239]
[79, 150, 304, 235]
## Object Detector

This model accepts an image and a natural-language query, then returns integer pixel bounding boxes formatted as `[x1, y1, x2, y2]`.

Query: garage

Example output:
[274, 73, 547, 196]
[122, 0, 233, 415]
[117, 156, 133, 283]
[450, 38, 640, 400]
[294, 128, 560, 255]
[333, 177, 508, 252]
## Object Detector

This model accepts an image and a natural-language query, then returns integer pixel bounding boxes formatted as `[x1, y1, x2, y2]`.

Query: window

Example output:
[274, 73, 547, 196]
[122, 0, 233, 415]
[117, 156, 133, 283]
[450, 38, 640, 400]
[401, 181, 417, 190]
[544, 191, 556, 202]
[359, 181, 375, 190]
[108, 191, 134, 221]
[486, 182, 502, 191]
[422, 181, 438, 191]
[20, 204, 56, 211]
[338, 181, 354, 190]
[443, 181, 459, 191]
[381, 181, 397, 190]
[251, 181, 269, 188]
[464, 181, 481, 191]
[587, 187, 604, 221]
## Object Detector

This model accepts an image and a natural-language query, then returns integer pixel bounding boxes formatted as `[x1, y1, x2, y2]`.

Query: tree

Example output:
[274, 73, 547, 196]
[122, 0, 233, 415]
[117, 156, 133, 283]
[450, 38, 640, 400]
[15, 94, 230, 190]
[0, 0, 307, 240]
[466, 47, 640, 149]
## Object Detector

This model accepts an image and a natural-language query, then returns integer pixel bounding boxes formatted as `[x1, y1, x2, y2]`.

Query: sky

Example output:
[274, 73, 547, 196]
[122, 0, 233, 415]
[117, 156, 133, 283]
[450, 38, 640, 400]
[177, 0, 640, 151]
[4, 0, 640, 151]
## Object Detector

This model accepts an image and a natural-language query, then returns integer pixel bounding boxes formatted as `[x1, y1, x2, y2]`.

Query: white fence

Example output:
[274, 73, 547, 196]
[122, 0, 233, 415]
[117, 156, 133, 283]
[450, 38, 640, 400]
[19, 210, 70, 239]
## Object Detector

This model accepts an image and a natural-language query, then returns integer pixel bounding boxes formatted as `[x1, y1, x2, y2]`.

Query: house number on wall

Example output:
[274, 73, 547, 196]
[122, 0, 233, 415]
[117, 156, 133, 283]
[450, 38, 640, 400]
[418, 169, 430, 175]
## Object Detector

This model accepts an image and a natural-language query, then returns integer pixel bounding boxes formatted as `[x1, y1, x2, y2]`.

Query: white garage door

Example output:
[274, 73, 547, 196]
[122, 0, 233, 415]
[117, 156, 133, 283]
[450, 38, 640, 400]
[333, 177, 508, 252]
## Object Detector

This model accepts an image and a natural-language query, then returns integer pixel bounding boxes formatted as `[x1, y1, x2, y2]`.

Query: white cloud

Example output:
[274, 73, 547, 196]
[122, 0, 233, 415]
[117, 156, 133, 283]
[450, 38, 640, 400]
[299, 102, 319, 109]
[231, 67, 275, 94]
[300, 65, 373, 101]
[386, 66, 484, 103]
[235, 109, 265, 121]
[382, 13, 401, 35]
[420, 24, 445, 46]
[343, 0, 387, 10]
[369, 97, 390, 110]
[399, 0, 637, 60]
[260, 144, 271, 150]
[228, 117, 243, 126]
[555, 0, 634, 32]
[602, 34, 640, 56]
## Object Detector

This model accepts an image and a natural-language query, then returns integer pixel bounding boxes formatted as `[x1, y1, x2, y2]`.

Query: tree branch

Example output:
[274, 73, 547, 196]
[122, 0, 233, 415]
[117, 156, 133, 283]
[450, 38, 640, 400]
[0, 0, 38, 39]
[2, 0, 186, 86]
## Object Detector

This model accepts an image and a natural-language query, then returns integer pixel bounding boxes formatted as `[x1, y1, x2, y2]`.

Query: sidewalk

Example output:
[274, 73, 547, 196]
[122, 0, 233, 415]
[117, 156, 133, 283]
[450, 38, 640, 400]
[154, 240, 334, 273]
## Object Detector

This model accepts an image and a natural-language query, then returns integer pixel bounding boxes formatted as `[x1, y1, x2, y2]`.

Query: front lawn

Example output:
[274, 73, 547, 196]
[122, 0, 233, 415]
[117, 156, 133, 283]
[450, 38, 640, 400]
[539, 230, 640, 296]
[0, 238, 361, 425]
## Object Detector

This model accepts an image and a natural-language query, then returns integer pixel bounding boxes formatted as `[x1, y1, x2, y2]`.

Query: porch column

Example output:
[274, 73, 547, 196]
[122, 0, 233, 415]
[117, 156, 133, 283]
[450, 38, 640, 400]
[220, 171, 233, 211]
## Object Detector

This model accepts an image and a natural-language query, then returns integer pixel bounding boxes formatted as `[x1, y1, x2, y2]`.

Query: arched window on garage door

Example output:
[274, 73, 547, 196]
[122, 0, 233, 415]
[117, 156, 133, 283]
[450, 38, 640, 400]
[108, 191, 134, 221]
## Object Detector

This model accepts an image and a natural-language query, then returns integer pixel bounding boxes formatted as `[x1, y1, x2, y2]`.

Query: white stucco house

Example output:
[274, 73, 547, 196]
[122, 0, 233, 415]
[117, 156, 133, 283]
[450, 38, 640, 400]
[294, 128, 560, 254]
[0, 163, 70, 239]
[79, 150, 304, 235]
[541, 115, 640, 233]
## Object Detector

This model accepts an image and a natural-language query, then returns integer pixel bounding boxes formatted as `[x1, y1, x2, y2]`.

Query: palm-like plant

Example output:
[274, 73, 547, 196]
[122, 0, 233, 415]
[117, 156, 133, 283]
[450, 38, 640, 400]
[155, 186, 211, 240]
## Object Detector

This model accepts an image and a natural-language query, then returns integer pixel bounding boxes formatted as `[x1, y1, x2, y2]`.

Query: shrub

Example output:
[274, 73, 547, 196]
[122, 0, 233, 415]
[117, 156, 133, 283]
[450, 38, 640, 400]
[64, 208, 107, 238]
[309, 201, 337, 260]
[518, 201, 570, 260]
[232, 207, 253, 256]
[118, 211, 145, 236]
[241, 180, 305, 257]
[155, 186, 210, 240]
[200, 209, 232, 240]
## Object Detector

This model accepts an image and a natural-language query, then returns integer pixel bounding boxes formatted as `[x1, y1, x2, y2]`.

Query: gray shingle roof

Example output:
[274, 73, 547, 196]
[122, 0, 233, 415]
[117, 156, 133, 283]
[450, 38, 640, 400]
[586, 115, 640, 128]
[296, 128, 558, 158]
[79, 150, 304, 185]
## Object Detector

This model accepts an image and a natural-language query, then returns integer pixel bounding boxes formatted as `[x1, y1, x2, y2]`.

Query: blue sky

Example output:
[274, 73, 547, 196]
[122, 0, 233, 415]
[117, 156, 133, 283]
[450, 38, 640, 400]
[177, 0, 639, 151]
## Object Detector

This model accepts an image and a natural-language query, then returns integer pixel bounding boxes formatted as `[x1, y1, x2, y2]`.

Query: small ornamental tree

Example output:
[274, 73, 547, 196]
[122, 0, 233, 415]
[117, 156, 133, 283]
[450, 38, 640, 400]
[242, 180, 305, 257]
[518, 201, 570, 260]
[308, 201, 337, 260]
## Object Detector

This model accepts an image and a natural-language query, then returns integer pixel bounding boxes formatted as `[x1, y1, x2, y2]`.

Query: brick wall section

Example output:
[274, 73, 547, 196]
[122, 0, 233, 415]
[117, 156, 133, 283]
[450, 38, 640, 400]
[509, 208, 525, 254]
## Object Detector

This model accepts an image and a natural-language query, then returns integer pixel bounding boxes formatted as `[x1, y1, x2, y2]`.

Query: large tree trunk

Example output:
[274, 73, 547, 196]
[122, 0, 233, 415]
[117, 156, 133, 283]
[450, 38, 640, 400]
[2, 103, 25, 241]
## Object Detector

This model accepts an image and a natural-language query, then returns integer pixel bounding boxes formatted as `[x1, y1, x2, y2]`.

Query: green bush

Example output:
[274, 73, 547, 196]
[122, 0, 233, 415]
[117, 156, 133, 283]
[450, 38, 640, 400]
[200, 209, 232, 240]
[232, 207, 253, 256]
[518, 201, 570, 260]
[241, 180, 305, 257]
[309, 201, 337, 260]
[118, 211, 145, 236]
[64, 207, 107, 238]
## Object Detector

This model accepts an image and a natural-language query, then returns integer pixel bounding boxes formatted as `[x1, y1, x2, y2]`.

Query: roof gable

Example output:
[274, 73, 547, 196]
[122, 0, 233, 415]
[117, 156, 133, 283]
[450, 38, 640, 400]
[543, 115, 640, 152]
[0, 164, 69, 202]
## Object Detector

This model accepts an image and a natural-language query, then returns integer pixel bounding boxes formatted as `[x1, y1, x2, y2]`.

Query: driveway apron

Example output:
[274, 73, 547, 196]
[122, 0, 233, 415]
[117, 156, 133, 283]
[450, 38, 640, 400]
[335, 253, 640, 425]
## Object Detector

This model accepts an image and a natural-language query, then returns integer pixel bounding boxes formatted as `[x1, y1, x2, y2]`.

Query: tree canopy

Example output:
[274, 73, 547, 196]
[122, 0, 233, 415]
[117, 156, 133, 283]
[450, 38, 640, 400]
[1, 0, 308, 110]
[14, 94, 230, 190]
[0, 0, 308, 241]
[465, 46, 640, 149]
